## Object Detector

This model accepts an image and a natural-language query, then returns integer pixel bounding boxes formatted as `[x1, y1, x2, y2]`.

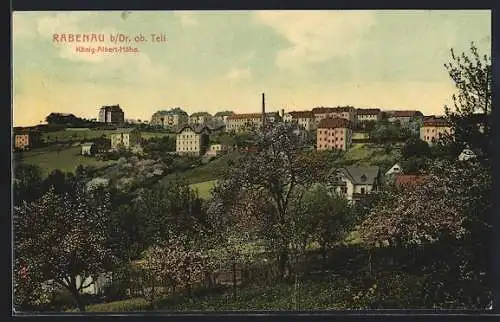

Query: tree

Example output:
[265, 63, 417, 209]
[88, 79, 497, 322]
[444, 42, 491, 160]
[401, 137, 430, 159]
[13, 164, 43, 205]
[359, 160, 491, 248]
[304, 185, 352, 261]
[210, 123, 320, 279]
[140, 234, 204, 306]
[14, 184, 116, 312]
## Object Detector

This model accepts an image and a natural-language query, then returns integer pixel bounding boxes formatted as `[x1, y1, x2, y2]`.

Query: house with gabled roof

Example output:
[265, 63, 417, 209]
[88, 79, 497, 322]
[328, 165, 382, 203]
[176, 124, 211, 155]
[110, 128, 141, 150]
[385, 163, 403, 183]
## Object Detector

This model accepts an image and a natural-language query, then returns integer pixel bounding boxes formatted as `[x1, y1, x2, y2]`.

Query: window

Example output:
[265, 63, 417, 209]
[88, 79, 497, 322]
[361, 187, 366, 194]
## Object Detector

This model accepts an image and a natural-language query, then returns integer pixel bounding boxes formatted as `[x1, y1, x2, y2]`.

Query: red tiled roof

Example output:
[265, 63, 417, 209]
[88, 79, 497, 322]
[386, 110, 423, 117]
[317, 117, 351, 129]
[312, 106, 354, 114]
[356, 108, 381, 115]
[394, 175, 429, 188]
[288, 111, 314, 118]
[227, 113, 263, 120]
[422, 119, 451, 127]
[227, 112, 279, 120]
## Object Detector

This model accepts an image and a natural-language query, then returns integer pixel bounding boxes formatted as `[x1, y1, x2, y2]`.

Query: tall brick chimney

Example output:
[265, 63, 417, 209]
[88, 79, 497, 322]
[261, 93, 266, 130]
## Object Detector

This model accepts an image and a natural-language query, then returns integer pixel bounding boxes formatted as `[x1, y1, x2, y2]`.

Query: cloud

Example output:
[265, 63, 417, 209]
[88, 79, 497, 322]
[175, 12, 198, 27]
[226, 67, 251, 80]
[254, 11, 375, 70]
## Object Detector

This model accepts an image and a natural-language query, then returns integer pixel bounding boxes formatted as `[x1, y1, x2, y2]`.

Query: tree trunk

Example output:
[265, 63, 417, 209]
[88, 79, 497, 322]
[232, 262, 237, 298]
[278, 248, 289, 280]
[69, 286, 85, 312]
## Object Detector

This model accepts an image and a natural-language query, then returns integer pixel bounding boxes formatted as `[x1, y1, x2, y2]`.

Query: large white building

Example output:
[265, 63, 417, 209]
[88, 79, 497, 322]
[283, 111, 316, 131]
[176, 124, 211, 155]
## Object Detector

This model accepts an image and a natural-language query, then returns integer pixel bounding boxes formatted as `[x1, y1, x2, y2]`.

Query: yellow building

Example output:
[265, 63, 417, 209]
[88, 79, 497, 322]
[420, 118, 453, 145]
[110, 128, 142, 150]
[316, 117, 352, 151]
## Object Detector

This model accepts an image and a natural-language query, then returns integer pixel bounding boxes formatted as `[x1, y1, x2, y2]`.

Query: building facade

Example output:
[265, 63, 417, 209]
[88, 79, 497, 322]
[385, 110, 423, 126]
[283, 111, 316, 131]
[329, 166, 382, 204]
[98, 105, 125, 124]
[110, 128, 142, 150]
[81, 142, 96, 156]
[312, 106, 356, 124]
[189, 112, 213, 125]
[14, 131, 41, 150]
[420, 117, 453, 145]
[355, 108, 382, 122]
[316, 117, 352, 151]
[176, 125, 211, 156]
[226, 112, 280, 133]
[206, 143, 229, 156]
[150, 108, 189, 129]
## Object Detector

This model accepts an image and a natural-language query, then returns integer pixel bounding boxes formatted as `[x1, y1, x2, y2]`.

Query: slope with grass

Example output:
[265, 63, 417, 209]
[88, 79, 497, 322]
[17, 146, 117, 177]
[190, 180, 218, 200]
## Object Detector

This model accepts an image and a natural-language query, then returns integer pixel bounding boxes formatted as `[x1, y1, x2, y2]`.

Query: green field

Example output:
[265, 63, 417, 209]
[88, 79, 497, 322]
[17, 146, 117, 177]
[190, 180, 218, 200]
[162, 152, 242, 185]
[42, 130, 174, 143]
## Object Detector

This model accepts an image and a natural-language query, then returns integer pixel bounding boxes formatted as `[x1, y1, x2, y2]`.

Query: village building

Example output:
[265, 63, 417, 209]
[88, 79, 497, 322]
[420, 117, 453, 145]
[316, 117, 352, 151]
[189, 112, 213, 125]
[312, 106, 356, 124]
[385, 163, 403, 183]
[213, 111, 234, 129]
[98, 105, 125, 124]
[458, 148, 477, 161]
[14, 130, 42, 150]
[226, 112, 281, 133]
[283, 111, 316, 131]
[150, 108, 189, 129]
[355, 108, 382, 123]
[81, 142, 96, 156]
[176, 124, 211, 156]
[205, 143, 229, 157]
[329, 166, 382, 203]
[110, 128, 142, 150]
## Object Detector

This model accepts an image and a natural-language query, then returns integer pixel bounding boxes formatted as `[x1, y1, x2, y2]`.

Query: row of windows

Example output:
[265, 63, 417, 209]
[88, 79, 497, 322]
[178, 147, 199, 151]
[318, 137, 343, 142]
[318, 144, 344, 149]
[318, 129, 344, 135]
[177, 141, 199, 145]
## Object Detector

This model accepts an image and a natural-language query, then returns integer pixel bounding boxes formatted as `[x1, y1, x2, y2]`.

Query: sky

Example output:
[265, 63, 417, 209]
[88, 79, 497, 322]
[12, 10, 491, 127]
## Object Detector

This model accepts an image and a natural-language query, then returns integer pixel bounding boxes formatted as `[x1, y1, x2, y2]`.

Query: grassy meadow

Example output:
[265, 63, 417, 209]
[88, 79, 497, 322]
[42, 129, 175, 143]
[190, 180, 218, 200]
[16, 146, 117, 177]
